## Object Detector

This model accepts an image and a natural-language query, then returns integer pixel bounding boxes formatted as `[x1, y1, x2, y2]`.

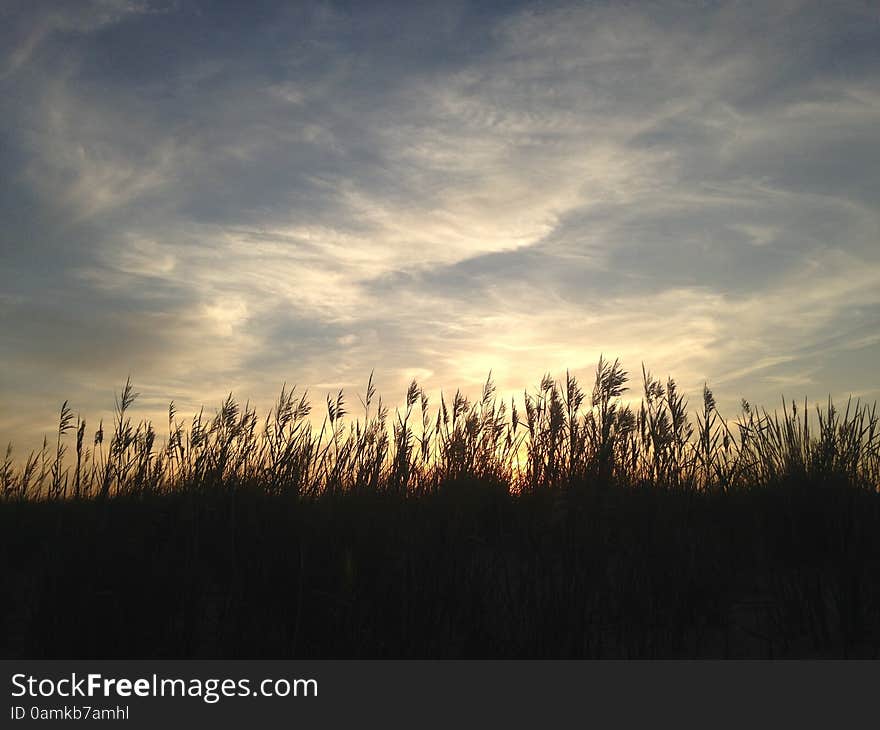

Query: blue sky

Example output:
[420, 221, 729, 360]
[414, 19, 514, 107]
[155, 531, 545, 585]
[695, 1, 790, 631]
[2, 0, 879, 448]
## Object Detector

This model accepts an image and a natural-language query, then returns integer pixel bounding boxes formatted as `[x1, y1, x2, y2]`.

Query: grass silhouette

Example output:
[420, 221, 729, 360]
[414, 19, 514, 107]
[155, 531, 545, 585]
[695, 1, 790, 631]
[1, 357, 879, 658]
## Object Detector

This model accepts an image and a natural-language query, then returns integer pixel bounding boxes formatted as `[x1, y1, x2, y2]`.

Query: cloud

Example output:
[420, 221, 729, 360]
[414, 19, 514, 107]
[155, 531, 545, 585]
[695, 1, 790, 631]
[1, 0, 879, 450]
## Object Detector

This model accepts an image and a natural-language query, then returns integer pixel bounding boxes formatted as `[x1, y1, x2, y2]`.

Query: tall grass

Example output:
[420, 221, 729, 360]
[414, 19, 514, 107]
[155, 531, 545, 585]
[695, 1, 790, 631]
[3, 357, 880, 658]
[3, 357, 878, 501]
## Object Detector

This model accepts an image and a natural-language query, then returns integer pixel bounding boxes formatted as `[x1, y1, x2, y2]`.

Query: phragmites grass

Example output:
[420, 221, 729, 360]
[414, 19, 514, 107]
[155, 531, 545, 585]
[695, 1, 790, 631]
[3, 357, 880, 660]
[3, 357, 879, 501]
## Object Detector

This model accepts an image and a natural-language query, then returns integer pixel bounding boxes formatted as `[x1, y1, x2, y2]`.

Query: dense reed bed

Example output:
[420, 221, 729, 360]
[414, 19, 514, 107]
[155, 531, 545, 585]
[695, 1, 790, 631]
[2, 358, 879, 658]
[4, 357, 879, 500]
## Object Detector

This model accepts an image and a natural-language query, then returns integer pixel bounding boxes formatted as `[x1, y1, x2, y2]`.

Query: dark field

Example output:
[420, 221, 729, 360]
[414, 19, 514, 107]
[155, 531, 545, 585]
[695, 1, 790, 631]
[2, 360, 879, 658]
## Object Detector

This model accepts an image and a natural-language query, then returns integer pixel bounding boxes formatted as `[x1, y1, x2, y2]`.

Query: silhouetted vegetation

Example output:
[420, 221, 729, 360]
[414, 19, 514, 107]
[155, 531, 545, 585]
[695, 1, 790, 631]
[2, 358, 879, 657]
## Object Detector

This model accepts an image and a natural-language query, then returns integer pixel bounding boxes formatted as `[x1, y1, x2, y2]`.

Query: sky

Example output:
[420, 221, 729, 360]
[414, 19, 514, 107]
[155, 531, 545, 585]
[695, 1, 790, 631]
[1, 0, 879, 450]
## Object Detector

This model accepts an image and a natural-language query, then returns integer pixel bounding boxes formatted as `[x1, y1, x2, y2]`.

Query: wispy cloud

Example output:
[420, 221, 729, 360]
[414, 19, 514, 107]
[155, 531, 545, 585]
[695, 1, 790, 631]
[2, 0, 879, 447]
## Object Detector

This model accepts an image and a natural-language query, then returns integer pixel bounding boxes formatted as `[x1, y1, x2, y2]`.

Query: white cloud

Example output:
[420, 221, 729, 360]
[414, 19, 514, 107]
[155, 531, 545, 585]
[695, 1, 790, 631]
[2, 0, 879, 449]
